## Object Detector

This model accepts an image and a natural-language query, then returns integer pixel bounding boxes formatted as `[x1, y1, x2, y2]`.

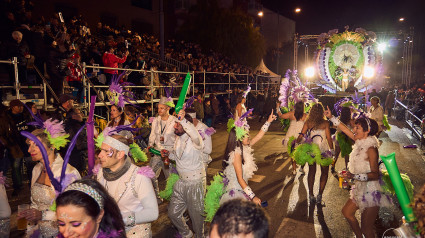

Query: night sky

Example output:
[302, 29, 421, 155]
[261, 0, 424, 35]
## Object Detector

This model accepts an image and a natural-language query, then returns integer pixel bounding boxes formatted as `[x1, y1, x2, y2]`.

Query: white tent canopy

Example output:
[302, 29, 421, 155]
[255, 59, 280, 78]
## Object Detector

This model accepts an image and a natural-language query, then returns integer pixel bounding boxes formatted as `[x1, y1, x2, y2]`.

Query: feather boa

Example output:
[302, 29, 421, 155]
[46, 129, 69, 150]
[348, 136, 379, 174]
[129, 143, 148, 162]
[278, 78, 290, 107]
[204, 173, 226, 222]
[336, 132, 353, 157]
[381, 170, 414, 201]
[287, 136, 296, 157]
[383, 114, 391, 131]
[137, 166, 155, 178]
[159, 173, 180, 200]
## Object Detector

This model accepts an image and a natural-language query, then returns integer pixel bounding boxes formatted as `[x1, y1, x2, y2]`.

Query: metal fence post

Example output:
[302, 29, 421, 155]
[203, 70, 206, 95]
[83, 62, 87, 108]
[192, 72, 195, 96]
[43, 81, 47, 110]
[150, 69, 154, 116]
[13, 57, 20, 99]
[228, 73, 231, 98]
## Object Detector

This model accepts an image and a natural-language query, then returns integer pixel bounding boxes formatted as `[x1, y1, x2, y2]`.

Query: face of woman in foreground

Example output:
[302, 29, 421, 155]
[110, 106, 122, 120]
[352, 124, 369, 140]
[57, 205, 100, 238]
[27, 137, 49, 162]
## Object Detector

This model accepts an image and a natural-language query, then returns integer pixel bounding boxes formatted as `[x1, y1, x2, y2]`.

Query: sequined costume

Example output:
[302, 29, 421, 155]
[348, 136, 392, 211]
[168, 119, 205, 238]
[97, 160, 159, 238]
[220, 146, 257, 204]
[148, 115, 177, 198]
[27, 154, 81, 238]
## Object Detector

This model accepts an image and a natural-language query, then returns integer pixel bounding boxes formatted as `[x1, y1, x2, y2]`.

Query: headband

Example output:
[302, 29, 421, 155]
[103, 136, 129, 155]
[65, 183, 104, 209]
[365, 117, 371, 131]
[187, 112, 196, 119]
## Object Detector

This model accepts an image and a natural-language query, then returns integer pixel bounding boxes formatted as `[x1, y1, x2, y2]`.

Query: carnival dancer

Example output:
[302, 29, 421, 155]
[235, 85, 250, 121]
[342, 69, 349, 91]
[163, 110, 205, 238]
[277, 101, 307, 175]
[332, 106, 355, 174]
[96, 134, 158, 237]
[368, 96, 385, 137]
[56, 179, 126, 238]
[148, 95, 177, 201]
[186, 109, 215, 174]
[325, 107, 391, 238]
[221, 109, 276, 205]
[18, 120, 81, 237]
[296, 103, 333, 204]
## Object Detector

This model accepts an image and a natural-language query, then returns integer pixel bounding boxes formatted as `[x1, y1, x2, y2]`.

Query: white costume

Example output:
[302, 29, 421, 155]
[234, 104, 247, 121]
[310, 129, 330, 153]
[168, 119, 205, 238]
[283, 119, 305, 152]
[97, 159, 158, 238]
[0, 175, 10, 237]
[220, 146, 257, 204]
[348, 136, 392, 211]
[195, 121, 213, 171]
[28, 155, 81, 238]
[369, 105, 384, 131]
[148, 115, 177, 197]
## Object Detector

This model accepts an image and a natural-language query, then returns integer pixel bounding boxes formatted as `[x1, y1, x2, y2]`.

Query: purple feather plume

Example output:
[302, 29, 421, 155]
[43, 119, 66, 138]
[183, 96, 197, 110]
[242, 85, 251, 98]
[113, 114, 141, 134]
[239, 108, 254, 121]
[198, 130, 205, 140]
[56, 173, 78, 193]
[24, 104, 44, 128]
[278, 79, 290, 107]
[148, 117, 155, 124]
[137, 166, 155, 178]
[205, 127, 216, 136]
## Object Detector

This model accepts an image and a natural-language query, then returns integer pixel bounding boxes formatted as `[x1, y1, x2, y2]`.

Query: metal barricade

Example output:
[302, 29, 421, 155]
[394, 99, 424, 148]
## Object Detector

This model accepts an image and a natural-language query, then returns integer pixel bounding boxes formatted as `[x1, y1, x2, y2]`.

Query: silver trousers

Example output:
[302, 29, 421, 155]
[168, 179, 205, 238]
[149, 155, 169, 198]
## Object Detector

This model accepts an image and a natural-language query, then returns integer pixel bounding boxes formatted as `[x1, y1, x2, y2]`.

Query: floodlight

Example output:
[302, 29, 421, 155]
[305, 66, 315, 78]
[364, 66, 375, 79]
[258, 11, 264, 17]
[295, 8, 301, 13]
[378, 43, 387, 52]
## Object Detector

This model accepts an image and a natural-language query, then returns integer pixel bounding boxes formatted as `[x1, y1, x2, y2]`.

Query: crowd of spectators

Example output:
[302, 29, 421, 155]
[0, 0, 275, 104]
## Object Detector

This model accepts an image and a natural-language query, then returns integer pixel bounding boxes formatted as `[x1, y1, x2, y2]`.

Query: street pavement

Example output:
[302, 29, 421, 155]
[7, 117, 425, 237]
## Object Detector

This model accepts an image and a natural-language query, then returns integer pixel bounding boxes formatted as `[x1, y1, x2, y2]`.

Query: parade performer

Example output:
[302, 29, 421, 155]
[296, 103, 333, 204]
[277, 101, 307, 175]
[204, 109, 276, 222]
[163, 110, 205, 238]
[56, 179, 126, 238]
[331, 99, 355, 173]
[325, 107, 392, 238]
[187, 109, 215, 174]
[18, 118, 82, 237]
[148, 93, 177, 201]
[342, 69, 349, 91]
[235, 85, 250, 121]
[368, 96, 386, 137]
[96, 134, 158, 237]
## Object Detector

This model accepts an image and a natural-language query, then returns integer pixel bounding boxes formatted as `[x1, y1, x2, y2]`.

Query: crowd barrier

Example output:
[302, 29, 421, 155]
[1, 59, 280, 121]
[394, 99, 424, 148]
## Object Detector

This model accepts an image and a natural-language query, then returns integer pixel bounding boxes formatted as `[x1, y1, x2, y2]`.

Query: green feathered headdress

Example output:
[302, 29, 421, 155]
[42, 119, 70, 150]
[226, 108, 254, 141]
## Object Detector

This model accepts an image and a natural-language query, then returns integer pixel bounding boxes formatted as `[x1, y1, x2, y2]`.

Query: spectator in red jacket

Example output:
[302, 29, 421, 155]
[66, 53, 84, 103]
[102, 45, 129, 84]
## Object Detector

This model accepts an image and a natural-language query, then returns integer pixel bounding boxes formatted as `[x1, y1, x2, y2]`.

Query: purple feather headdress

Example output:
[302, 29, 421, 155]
[278, 78, 290, 107]
[291, 85, 310, 103]
[107, 71, 137, 108]
[184, 95, 197, 110]
[235, 108, 254, 127]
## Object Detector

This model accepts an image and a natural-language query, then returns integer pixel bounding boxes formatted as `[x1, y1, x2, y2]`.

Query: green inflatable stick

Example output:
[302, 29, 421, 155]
[149, 148, 161, 156]
[175, 73, 192, 114]
[380, 152, 416, 222]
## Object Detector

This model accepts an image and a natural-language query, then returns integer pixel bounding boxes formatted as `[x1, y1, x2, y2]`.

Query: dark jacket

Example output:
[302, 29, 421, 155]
[62, 118, 87, 172]
[0, 110, 31, 159]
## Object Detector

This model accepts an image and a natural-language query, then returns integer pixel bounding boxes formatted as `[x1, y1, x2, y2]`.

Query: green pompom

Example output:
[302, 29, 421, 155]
[316, 156, 334, 166]
[383, 115, 391, 131]
[235, 126, 247, 141]
[287, 136, 296, 157]
[46, 130, 70, 150]
[129, 143, 148, 162]
[204, 174, 225, 222]
[381, 170, 414, 201]
[50, 201, 57, 212]
[159, 173, 180, 200]
[336, 132, 353, 157]
[227, 118, 235, 132]
[293, 143, 321, 166]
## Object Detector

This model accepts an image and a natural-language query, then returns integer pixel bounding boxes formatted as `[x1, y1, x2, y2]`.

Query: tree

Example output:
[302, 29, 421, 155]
[177, 0, 265, 68]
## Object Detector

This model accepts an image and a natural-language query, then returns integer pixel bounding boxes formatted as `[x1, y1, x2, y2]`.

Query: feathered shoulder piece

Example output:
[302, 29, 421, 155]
[242, 85, 251, 98]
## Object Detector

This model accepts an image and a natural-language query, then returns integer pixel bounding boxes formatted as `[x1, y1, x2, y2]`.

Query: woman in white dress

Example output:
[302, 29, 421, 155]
[325, 107, 391, 238]
[220, 110, 276, 206]
[234, 94, 247, 121]
[296, 103, 333, 204]
[277, 101, 307, 175]
[368, 96, 384, 137]
[18, 128, 81, 237]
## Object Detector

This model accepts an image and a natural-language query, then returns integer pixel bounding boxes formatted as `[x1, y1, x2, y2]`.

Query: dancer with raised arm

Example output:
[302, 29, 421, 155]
[325, 106, 391, 238]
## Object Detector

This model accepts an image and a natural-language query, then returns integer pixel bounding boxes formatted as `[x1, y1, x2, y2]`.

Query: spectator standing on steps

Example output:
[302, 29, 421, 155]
[102, 45, 129, 85]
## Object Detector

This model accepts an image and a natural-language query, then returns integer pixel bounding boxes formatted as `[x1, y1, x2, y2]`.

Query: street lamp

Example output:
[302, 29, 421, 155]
[258, 11, 264, 17]
[295, 8, 301, 13]
[399, 17, 405, 22]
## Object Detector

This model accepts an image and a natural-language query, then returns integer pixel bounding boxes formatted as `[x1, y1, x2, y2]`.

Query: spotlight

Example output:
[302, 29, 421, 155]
[305, 66, 315, 78]
[378, 43, 387, 52]
[399, 17, 405, 22]
[364, 66, 375, 79]
[258, 11, 263, 17]
[295, 8, 301, 13]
